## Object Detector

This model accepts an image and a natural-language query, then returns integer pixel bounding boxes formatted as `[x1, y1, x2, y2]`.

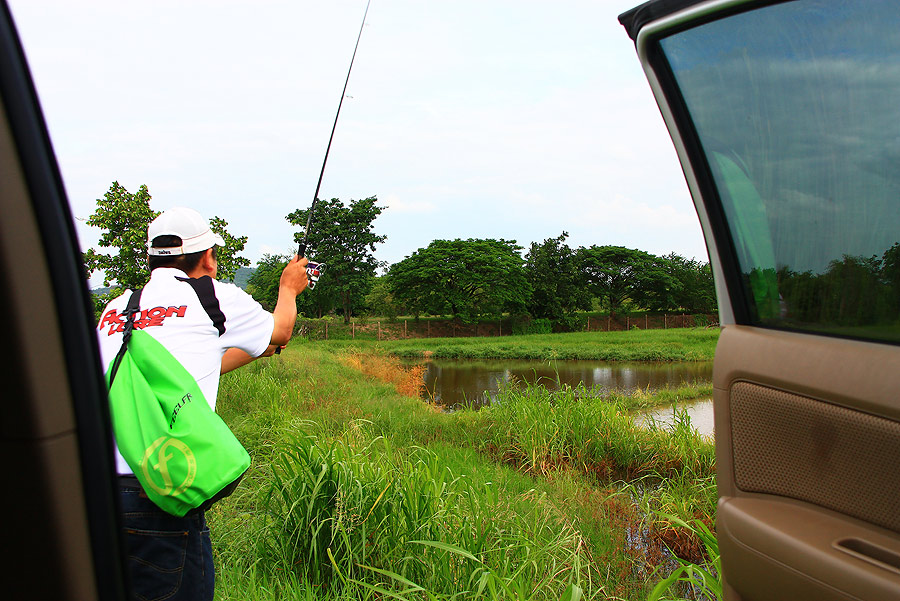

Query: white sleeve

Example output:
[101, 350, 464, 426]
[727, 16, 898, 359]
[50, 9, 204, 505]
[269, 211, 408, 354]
[213, 281, 275, 357]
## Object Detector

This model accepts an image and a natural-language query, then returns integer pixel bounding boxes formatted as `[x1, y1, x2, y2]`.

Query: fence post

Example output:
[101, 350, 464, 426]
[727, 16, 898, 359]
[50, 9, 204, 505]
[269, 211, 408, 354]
[352, 321, 355, 339]
[378, 321, 382, 340]
[665, 314, 667, 329]
[645, 314, 648, 329]
[325, 321, 328, 340]
[499, 320, 502, 336]
[587, 316, 591, 331]
[607, 315, 611, 331]
[404, 319, 408, 338]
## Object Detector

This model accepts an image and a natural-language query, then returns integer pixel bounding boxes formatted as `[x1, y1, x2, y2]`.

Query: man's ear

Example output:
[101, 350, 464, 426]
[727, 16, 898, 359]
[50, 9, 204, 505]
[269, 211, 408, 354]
[202, 247, 217, 274]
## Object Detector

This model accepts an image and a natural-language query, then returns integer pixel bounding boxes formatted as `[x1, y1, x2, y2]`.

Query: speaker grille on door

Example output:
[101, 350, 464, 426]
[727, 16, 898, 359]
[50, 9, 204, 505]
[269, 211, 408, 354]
[731, 381, 900, 533]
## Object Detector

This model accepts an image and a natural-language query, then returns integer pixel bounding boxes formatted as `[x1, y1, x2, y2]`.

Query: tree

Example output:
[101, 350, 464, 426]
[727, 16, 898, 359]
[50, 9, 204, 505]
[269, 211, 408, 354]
[659, 253, 717, 313]
[364, 275, 405, 319]
[575, 245, 676, 315]
[83, 182, 157, 289]
[246, 254, 289, 311]
[83, 181, 250, 288]
[882, 242, 900, 308]
[524, 232, 591, 323]
[287, 196, 386, 323]
[387, 238, 529, 321]
[210, 216, 250, 282]
[246, 253, 337, 318]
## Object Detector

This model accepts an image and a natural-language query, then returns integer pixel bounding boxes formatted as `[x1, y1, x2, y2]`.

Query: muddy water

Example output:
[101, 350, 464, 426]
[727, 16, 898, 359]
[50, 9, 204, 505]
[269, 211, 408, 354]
[635, 398, 715, 439]
[410, 358, 713, 410]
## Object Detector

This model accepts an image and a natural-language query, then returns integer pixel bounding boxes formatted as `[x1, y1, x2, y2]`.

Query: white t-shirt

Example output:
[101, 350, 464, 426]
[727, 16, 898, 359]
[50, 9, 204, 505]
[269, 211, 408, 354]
[96, 267, 274, 475]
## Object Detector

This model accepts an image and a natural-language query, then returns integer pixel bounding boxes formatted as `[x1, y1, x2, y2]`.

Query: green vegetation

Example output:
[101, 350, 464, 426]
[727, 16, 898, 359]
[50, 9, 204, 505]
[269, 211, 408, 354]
[82, 184, 717, 332]
[577, 245, 677, 317]
[387, 238, 530, 321]
[211, 334, 718, 600]
[84, 181, 251, 319]
[524, 232, 592, 325]
[83, 181, 250, 288]
[775, 243, 900, 336]
[287, 196, 386, 322]
[331, 328, 720, 362]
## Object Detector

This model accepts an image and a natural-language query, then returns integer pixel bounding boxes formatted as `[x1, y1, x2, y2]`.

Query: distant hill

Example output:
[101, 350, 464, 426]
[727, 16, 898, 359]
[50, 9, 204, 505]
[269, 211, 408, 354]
[226, 266, 255, 290]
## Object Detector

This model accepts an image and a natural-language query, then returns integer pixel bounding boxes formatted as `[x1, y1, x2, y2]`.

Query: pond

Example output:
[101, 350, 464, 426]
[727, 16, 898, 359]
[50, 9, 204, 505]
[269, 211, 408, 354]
[409, 358, 713, 410]
[635, 398, 715, 439]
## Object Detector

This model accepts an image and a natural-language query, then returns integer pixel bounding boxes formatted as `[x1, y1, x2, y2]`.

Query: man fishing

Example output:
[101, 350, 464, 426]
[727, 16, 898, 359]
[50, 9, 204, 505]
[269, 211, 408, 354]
[96, 206, 309, 601]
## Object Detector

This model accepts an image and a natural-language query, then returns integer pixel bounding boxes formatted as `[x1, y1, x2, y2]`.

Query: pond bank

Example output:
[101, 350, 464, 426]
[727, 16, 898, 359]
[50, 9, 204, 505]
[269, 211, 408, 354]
[323, 327, 720, 362]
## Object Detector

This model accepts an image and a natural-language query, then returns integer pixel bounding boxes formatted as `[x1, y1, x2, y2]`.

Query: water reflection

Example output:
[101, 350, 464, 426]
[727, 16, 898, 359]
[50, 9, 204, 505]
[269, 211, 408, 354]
[635, 399, 715, 440]
[409, 358, 713, 410]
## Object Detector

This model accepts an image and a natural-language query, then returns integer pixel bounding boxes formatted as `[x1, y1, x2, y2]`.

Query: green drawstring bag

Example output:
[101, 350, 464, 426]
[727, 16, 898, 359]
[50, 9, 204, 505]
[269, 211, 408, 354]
[106, 288, 250, 517]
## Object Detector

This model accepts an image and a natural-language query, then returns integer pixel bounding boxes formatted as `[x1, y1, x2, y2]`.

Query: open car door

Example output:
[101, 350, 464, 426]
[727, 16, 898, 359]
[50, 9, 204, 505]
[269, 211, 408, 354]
[620, 1, 900, 599]
[0, 1, 126, 598]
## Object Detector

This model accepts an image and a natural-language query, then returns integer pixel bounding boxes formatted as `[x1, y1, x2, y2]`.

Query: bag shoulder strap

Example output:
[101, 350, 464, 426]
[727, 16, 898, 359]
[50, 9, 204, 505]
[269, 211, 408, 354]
[176, 275, 226, 337]
[108, 288, 143, 386]
[107, 276, 225, 387]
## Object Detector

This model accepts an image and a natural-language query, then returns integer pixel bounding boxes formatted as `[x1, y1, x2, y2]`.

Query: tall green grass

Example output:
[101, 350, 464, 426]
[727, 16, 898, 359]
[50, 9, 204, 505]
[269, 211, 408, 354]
[211, 342, 718, 600]
[451, 384, 715, 484]
[225, 423, 595, 599]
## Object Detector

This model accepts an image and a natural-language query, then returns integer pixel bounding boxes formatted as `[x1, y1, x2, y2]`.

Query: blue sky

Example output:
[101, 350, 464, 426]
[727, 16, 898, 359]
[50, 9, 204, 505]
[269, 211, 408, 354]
[8, 1, 708, 285]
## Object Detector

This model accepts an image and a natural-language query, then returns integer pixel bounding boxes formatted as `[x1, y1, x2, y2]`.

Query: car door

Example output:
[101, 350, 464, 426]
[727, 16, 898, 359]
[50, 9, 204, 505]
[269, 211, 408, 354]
[620, 1, 900, 599]
[0, 1, 126, 599]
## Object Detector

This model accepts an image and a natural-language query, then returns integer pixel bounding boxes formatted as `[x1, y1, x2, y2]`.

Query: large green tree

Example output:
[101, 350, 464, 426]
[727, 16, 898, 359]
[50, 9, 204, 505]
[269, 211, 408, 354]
[287, 196, 385, 323]
[387, 238, 528, 321]
[659, 253, 717, 313]
[245, 254, 289, 311]
[364, 275, 406, 319]
[83, 181, 250, 288]
[246, 253, 336, 318]
[524, 232, 591, 322]
[575, 245, 675, 315]
[83, 182, 158, 289]
[209, 216, 251, 282]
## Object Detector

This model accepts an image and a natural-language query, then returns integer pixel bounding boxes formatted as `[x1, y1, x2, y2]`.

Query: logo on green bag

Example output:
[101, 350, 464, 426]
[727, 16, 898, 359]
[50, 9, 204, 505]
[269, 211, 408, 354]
[141, 436, 197, 497]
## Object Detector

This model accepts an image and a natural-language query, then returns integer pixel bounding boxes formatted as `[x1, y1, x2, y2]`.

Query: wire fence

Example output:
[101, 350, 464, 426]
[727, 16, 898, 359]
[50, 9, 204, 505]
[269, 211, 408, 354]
[294, 313, 719, 341]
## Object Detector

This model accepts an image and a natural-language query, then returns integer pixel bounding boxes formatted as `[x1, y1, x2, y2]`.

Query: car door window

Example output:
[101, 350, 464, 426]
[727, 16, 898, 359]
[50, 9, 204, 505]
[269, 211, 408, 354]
[659, 0, 900, 342]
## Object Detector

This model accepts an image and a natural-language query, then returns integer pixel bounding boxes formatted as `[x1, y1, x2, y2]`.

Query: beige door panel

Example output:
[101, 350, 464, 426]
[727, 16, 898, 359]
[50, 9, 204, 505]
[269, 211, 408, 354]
[715, 326, 900, 600]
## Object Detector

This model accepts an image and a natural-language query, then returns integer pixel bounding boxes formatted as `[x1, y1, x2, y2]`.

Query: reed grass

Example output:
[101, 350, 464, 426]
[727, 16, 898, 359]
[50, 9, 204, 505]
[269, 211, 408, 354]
[449, 384, 715, 486]
[210, 341, 718, 600]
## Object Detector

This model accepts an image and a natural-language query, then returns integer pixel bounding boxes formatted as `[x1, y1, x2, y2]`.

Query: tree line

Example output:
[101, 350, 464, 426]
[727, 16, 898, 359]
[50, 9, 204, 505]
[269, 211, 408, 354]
[83, 183, 715, 328]
[774, 244, 900, 330]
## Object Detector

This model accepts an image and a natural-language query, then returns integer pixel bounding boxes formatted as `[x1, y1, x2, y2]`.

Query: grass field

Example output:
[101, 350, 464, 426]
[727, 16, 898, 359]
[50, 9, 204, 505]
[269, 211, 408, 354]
[321, 327, 720, 361]
[210, 330, 718, 600]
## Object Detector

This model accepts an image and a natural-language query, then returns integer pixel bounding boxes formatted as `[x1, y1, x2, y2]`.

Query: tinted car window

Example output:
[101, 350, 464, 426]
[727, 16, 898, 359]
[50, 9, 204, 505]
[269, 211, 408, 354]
[659, 0, 900, 342]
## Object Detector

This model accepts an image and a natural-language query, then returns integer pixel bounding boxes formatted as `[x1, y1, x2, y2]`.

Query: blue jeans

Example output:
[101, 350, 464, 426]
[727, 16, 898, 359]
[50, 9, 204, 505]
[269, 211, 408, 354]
[119, 481, 214, 601]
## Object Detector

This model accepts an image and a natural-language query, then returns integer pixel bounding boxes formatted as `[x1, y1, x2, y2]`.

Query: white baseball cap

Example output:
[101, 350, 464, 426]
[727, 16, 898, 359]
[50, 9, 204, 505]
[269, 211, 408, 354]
[147, 207, 225, 256]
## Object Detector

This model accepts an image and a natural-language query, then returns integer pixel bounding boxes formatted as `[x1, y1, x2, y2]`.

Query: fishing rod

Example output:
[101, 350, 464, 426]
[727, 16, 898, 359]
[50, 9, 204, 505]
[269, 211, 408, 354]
[299, 0, 371, 291]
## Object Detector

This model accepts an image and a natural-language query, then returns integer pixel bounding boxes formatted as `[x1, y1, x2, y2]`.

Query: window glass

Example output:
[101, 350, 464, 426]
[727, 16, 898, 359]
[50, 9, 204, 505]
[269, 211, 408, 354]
[661, 0, 900, 342]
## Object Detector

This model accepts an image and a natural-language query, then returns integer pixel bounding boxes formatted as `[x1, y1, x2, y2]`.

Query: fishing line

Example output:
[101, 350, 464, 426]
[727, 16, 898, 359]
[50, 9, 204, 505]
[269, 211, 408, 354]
[276, 3, 370, 354]
[299, 0, 372, 260]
